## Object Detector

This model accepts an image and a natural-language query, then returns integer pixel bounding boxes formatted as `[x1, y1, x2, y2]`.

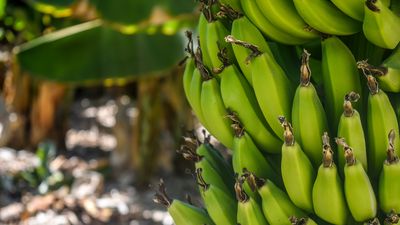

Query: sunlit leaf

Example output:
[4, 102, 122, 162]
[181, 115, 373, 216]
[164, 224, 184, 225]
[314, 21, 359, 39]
[90, 0, 197, 25]
[15, 20, 186, 82]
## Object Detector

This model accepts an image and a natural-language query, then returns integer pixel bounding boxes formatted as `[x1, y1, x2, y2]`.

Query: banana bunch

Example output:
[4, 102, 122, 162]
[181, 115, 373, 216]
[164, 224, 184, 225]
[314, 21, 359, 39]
[154, 0, 400, 224]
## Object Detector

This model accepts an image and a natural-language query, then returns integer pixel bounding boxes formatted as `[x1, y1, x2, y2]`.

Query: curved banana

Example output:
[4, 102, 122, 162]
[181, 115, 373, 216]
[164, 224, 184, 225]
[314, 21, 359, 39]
[321, 36, 363, 133]
[219, 63, 282, 153]
[357, 46, 400, 93]
[178, 140, 233, 195]
[312, 132, 348, 225]
[154, 180, 216, 225]
[200, 76, 234, 149]
[337, 92, 368, 175]
[235, 177, 269, 225]
[189, 68, 210, 128]
[184, 132, 235, 191]
[198, 13, 212, 69]
[293, 0, 361, 35]
[231, 16, 273, 85]
[183, 57, 195, 105]
[364, 75, 400, 179]
[224, 38, 296, 140]
[279, 117, 315, 213]
[255, 0, 319, 40]
[244, 171, 305, 225]
[292, 49, 329, 167]
[330, 0, 364, 21]
[363, 0, 400, 49]
[232, 123, 282, 190]
[239, 0, 313, 45]
[205, 19, 235, 71]
[196, 168, 237, 225]
[379, 130, 400, 214]
[336, 138, 377, 222]
[198, 135, 234, 185]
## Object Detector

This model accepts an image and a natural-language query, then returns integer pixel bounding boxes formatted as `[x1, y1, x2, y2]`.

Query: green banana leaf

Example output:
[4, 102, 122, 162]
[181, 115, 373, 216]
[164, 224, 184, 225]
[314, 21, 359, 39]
[14, 20, 186, 82]
[0, 0, 5, 19]
[29, 0, 75, 8]
[90, 0, 196, 25]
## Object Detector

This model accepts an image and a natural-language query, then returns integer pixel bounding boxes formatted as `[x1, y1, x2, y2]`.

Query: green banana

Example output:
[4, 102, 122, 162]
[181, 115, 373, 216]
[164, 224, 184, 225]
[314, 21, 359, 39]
[330, 0, 365, 21]
[279, 116, 315, 213]
[312, 132, 348, 225]
[239, 0, 314, 45]
[219, 63, 282, 153]
[178, 141, 233, 195]
[332, 0, 391, 22]
[205, 19, 235, 71]
[230, 16, 273, 85]
[292, 49, 329, 167]
[198, 13, 212, 69]
[357, 46, 400, 93]
[200, 76, 234, 149]
[154, 179, 216, 225]
[196, 168, 237, 225]
[293, 0, 361, 35]
[363, 0, 400, 49]
[337, 92, 368, 174]
[225, 36, 295, 140]
[244, 171, 305, 225]
[364, 75, 400, 179]
[255, 0, 319, 40]
[379, 129, 400, 214]
[183, 57, 195, 106]
[235, 176, 269, 225]
[336, 138, 377, 222]
[321, 36, 363, 133]
[231, 121, 282, 191]
[289, 216, 318, 225]
[183, 132, 235, 190]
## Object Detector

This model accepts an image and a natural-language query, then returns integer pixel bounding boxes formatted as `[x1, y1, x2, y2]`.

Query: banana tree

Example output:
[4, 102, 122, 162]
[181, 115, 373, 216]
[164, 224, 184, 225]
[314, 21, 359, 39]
[4, 0, 198, 183]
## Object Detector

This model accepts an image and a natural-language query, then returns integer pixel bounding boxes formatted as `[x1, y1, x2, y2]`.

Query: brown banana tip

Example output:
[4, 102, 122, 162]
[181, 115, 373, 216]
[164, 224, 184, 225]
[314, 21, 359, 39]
[153, 179, 172, 207]
[196, 168, 210, 191]
[300, 49, 311, 86]
[234, 175, 248, 203]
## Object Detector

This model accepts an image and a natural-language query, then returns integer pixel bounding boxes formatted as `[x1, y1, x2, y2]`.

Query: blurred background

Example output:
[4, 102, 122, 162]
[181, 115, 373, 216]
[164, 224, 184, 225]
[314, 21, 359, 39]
[0, 0, 204, 224]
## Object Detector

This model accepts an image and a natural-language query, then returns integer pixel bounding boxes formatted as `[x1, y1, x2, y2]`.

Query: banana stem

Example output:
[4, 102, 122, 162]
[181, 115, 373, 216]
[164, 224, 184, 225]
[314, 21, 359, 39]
[278, 116, 295, 146]
[343, 91, 360, 117]
[234, 176, 249, 203]
[178, 139, 203, 162]
[199, 0, 218, 22]
[225, 35, 262, 63]
[322, 132, 334, 167]
[300, 49, 312, 87]
[153, 179, 173, 208]
[218, 4, 242, 20]
[357, 60, 388, 77]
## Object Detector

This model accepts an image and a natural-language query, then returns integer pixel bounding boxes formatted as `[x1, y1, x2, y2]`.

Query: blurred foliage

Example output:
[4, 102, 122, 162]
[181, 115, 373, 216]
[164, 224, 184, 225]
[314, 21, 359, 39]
[5, 0, 198, 82]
